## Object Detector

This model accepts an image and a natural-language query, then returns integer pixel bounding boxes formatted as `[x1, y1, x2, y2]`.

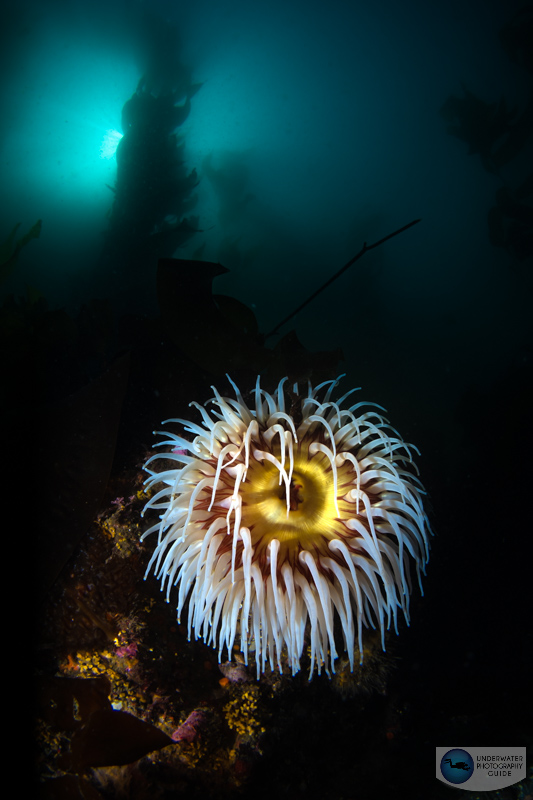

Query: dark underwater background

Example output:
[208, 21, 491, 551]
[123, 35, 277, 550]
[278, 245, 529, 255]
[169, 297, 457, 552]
[3, 0, 531, 798]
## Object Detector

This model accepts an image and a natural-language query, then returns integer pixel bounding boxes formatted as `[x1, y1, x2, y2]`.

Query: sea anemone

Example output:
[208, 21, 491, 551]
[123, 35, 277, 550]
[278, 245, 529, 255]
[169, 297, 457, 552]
[142, 375, 431, 678]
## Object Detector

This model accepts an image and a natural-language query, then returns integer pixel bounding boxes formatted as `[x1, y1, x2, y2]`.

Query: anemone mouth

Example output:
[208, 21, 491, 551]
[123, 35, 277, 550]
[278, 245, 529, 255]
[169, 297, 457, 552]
[236, 439, 356, 562]
[142, 375, 432, 679]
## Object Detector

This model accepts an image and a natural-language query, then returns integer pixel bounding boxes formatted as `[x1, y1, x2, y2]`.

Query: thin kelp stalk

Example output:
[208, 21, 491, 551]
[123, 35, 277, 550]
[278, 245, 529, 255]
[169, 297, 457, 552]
[264, 218, 421, 340]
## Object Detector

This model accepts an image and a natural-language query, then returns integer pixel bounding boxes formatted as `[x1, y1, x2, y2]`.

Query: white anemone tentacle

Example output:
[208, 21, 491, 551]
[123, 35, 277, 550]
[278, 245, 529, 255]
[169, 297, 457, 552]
[142, 375, 433, 679]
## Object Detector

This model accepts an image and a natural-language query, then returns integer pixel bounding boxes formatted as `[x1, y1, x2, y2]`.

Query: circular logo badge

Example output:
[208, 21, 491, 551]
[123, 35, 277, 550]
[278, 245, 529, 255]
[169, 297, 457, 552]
[440, 749, 474, 784]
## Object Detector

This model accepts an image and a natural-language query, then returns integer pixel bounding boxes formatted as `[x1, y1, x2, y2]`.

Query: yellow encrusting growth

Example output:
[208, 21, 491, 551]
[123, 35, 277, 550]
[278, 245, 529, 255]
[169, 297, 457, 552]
[223, 685, 266, 740]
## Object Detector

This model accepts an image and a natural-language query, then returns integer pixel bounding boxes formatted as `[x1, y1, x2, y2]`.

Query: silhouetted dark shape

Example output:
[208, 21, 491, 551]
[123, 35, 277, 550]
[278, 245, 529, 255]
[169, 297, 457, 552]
[0, 218, 41, 283]
[443, 758, 471, 771]
[111, 85, 198, 242]
[488, 183, 533, 262]
[98, 13, 202, 311]
[440, 84, 517, 172]
[499, 5, 533, 74]
[442, 10, 533, 266]
[156, 258, 343, 383]
[99, 96, 199, 311]
[37, 675, 173, 779]
[157, 258, 270, 376]
[135, 9, 201, 99]
[121, 87, 191, 135]
[491, 93, 533, 170]
[202, 151, 256, 226]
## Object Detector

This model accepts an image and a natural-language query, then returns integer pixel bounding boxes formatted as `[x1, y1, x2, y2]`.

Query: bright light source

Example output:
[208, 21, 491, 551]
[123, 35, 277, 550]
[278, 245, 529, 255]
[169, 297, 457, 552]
[100, 129, 123, 159]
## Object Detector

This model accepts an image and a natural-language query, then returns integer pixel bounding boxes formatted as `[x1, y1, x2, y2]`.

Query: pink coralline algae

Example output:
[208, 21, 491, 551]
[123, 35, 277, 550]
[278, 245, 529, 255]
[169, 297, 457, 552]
[172, 708, 210, 743]
[115, 642, 138, 659]
[111, 495, 136, 507]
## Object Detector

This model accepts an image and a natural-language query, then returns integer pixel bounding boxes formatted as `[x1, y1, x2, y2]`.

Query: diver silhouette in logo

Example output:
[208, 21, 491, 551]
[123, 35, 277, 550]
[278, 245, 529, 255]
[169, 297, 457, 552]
[443, 758, 472, 772]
